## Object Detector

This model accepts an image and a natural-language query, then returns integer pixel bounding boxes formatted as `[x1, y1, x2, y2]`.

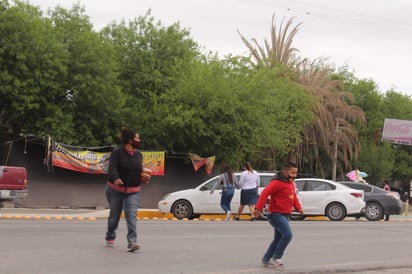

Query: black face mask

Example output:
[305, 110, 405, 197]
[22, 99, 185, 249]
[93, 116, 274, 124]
[131, 140, 140, 149]
[285, 174, 297, 182]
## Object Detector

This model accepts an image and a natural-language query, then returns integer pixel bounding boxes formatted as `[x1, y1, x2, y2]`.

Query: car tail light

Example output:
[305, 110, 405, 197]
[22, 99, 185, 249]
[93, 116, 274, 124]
[350, 192, 363, 198]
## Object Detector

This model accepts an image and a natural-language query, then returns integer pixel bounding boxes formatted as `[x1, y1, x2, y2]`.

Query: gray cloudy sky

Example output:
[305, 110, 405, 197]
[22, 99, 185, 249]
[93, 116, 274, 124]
[29, 0, 412, 95]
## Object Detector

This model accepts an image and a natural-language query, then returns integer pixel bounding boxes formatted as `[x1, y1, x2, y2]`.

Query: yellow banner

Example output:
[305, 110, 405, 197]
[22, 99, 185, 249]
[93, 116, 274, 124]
[142, 151, 165, 176]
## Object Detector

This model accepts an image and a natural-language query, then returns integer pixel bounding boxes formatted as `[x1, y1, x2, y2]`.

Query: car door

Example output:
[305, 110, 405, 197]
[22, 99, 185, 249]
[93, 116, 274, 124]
[197, 178, 224, 213]
[296, 179, 335, 215]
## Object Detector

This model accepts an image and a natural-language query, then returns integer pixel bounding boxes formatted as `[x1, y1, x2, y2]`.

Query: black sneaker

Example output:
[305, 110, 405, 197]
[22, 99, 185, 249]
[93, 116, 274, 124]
[127, 242, 140, 252]
[234, 217, 240, 221]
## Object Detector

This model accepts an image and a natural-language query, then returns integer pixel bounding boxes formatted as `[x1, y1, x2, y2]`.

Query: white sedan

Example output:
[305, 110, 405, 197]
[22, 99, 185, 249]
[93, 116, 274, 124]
[158, 172, 274, 219]
[291, 178, 366, 221]
[158, 175, 365, 221]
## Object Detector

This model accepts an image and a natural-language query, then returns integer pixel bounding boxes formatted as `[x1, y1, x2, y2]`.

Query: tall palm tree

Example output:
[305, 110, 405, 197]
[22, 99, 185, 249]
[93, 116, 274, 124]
[296, 59, 365, 179]
[238, 15, 365, 179]
[238, 15, 303, 70]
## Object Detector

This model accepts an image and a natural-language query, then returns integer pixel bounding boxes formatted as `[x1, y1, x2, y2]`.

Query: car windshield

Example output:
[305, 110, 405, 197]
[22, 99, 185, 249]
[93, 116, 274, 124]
[201, 179, 221, 191]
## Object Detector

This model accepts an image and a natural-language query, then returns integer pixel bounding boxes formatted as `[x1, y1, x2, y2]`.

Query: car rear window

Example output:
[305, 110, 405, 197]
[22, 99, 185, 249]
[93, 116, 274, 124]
[343, 183, 372, 192]
[296, 180, 336, 191]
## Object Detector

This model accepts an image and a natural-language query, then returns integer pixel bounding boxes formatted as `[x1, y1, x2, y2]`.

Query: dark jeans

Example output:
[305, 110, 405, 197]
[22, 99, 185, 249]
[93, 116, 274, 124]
[262, 213, 293, 262]
[220, 186, 235, 213]
[105, 186, 140, 246]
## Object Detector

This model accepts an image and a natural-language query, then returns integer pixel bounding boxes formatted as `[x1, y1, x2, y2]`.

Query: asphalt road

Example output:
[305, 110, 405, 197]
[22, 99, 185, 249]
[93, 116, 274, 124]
[1, 219, 412, 274]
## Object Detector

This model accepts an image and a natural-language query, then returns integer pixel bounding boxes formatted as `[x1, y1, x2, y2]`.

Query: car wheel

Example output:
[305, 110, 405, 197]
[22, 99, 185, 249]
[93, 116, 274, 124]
[171, 200, 193, 219]
[326, 203, 346, 221]
[289, 214, 306, 221]
[365, 202, 383, 221]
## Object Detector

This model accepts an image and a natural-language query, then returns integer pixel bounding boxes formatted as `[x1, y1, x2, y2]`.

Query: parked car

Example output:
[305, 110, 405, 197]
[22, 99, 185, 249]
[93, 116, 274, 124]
[339, 181, 403, 221]
[290, 178, 366, 221]
[158, 172, 275, 219]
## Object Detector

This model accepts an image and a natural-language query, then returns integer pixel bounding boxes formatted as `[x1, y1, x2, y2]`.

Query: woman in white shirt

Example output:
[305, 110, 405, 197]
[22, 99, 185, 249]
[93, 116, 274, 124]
[234, 162, 260, 221]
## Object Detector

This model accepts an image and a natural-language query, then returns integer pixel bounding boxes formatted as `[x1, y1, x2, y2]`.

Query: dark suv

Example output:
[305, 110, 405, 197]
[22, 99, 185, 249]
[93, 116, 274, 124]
[339, 181, 403, 221]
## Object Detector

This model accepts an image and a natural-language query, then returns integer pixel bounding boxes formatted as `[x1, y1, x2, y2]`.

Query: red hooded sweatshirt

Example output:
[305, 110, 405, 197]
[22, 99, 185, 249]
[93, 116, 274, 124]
[255, 173, 302, 214]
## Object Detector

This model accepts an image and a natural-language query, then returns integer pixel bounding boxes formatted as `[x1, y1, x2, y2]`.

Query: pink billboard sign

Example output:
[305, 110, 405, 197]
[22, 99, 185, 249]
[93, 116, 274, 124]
[382, 118, 412, 145]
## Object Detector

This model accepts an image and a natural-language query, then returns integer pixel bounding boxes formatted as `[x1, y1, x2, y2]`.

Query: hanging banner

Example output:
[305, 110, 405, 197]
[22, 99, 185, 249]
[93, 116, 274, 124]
[51, 142, 113, 174]
[141, 151, 165, 176]
[51, 141, 165, 175]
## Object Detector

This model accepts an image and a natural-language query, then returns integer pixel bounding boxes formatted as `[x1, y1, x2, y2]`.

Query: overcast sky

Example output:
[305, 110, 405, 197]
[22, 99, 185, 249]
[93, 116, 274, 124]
[28, 0, 412, 96]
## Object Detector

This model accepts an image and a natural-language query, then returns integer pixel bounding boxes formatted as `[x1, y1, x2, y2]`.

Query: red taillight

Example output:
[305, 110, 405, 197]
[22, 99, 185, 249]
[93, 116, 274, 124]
[351, 192, 363, 198]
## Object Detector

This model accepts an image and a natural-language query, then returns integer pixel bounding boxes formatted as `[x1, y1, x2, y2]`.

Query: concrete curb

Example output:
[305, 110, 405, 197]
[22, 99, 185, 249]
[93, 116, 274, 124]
[1, 208, 412, 222]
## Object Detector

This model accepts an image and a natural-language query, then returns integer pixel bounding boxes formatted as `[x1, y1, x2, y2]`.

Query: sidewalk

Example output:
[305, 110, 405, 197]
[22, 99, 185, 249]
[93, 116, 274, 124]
[1, 207, 412, 221]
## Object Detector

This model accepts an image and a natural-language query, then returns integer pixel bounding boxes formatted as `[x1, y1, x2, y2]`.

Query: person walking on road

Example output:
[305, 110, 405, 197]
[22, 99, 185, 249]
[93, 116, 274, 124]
[210, 165, 238, 220]
[383, 181, 391, 221]
[254, 161, 303, 270]
[105, 127, 151, 252]
[234, 162, 260, 221]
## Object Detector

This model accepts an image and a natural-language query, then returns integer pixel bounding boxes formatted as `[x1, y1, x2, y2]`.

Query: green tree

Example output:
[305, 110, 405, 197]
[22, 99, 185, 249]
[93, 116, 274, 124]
[101, 11, 199, 148]
[381, 91, 412, 186]
[0, 0, 75, 142]
[150, 55, 314, 169]
[0, 1, 124, 145]
[344, 74, 412, 187]
[49, 4, 124, 145]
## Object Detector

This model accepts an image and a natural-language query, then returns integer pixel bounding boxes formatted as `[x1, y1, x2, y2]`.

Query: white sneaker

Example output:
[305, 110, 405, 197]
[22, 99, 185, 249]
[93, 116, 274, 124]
[274, 259, 284, 270]
[262, 258, 284, 270]
[262, 259, 276, 268]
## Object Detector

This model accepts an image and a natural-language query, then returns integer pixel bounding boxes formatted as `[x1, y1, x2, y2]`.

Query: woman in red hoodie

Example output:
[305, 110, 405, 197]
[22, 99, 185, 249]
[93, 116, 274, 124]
[254, 161, 304, 270]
